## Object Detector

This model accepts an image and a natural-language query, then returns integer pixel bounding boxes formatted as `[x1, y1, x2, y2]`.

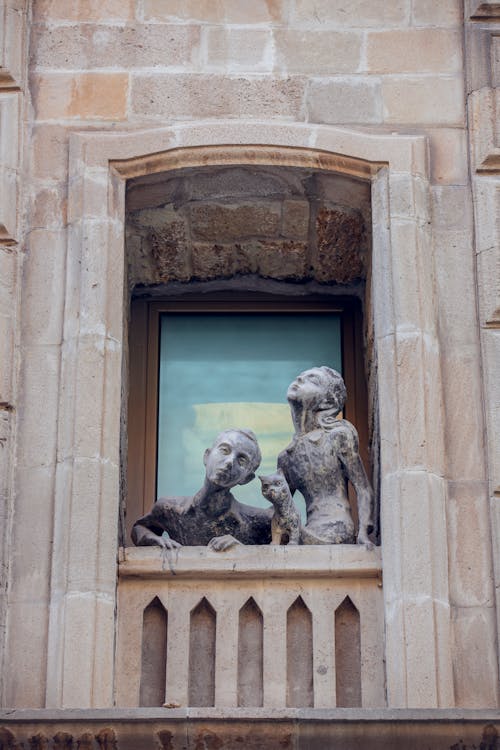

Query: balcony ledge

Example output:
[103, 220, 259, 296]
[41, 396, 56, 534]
[118, 544, 382, 580]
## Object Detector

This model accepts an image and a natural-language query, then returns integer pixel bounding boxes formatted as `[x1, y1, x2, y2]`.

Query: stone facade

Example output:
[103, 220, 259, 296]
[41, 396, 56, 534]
[0, 0, 499, 744]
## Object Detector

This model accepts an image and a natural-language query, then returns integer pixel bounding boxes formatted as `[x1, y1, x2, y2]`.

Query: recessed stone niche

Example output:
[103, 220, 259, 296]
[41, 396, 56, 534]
[124, 161, 377, 544]
[125, 165, 371, 289]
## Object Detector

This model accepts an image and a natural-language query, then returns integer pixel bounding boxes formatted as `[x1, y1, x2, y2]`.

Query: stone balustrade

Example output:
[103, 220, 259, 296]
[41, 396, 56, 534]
[115, 545, 385, 710]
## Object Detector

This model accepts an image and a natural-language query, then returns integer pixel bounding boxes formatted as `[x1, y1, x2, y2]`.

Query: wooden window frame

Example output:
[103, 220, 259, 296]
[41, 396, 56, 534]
[126, 294, 369, 543]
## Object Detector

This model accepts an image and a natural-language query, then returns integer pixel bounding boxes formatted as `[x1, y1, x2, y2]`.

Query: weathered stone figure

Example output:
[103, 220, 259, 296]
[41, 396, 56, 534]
[132, 428, 272, 550]
[259, 468, 301, 545]
[278, 366, 374, 546]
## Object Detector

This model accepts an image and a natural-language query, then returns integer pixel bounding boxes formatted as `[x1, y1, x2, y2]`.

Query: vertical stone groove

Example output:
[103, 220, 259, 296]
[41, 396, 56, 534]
[286, 596, 313, 707]
[237, 597, 263, 707]
[335, 596, 361, 707]
[140, 597, 167, 707]
[188, 597, 216, 707]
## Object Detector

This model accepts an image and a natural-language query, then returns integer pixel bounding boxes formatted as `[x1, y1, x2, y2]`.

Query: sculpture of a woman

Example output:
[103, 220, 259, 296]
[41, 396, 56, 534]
[278, 366, 374, 546]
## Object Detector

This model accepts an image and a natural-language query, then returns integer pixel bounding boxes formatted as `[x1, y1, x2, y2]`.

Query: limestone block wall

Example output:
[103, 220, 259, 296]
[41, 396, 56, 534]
[465, 0, 500, 705]
[0, 0, 498, 711]
[0, 0, 27, 708]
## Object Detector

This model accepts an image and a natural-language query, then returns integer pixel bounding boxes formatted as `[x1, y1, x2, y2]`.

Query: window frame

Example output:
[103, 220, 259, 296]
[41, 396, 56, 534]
[126, 294, 369, 544]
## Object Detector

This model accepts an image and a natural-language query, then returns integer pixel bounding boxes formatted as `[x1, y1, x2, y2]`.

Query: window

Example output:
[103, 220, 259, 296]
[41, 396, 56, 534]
[126, 294, 368, 542]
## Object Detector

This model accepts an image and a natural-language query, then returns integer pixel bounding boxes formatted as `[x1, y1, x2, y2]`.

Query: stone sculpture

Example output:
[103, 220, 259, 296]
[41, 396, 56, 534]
[132, 428, 272, 550]
[132, 368, 374, 550]
[259, 468, 301, 545]
[278, 366, 374, 547]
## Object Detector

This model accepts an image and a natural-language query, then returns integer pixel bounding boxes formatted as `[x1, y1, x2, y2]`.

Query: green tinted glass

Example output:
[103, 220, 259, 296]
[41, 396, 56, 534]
[157, 313, 342, 512]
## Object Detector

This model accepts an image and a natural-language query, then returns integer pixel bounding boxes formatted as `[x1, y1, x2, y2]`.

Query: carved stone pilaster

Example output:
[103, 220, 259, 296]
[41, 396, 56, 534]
[0, 0, 25, 710]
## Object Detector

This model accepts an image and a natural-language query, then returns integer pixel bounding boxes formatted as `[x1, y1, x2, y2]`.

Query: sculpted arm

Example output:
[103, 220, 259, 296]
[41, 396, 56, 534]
[131, 504, 181, 550]
[338, 425, 374, 547]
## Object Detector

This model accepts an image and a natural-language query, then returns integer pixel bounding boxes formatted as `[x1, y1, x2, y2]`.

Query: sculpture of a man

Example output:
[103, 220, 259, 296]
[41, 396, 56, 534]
[278, 366, 374, 546]
[132, 428, 271, 551]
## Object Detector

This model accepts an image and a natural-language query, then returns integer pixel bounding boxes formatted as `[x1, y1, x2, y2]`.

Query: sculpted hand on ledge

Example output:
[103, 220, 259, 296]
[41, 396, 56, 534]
[207, 534, 242, 552]
[132, 428, 272, 550]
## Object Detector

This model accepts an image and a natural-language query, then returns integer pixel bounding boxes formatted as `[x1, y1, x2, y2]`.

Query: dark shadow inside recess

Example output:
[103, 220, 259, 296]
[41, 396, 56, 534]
[335, 596, 362, 707]
[238, 597, 264, 707]
[286, 596, 314, 708]
[140, 597, 168, 707]
[188, 597, 216, 707]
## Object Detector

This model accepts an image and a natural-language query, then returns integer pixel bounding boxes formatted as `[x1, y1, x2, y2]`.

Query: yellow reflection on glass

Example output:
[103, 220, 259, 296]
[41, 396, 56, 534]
[181, 403, 293, 505]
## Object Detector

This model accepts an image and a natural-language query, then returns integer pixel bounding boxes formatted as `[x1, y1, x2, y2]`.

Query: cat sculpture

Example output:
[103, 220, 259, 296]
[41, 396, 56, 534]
[259, 469, 301, 545]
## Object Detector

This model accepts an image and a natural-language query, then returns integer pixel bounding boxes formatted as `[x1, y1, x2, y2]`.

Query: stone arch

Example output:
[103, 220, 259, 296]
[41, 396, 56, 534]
[44, 120, 452, 709]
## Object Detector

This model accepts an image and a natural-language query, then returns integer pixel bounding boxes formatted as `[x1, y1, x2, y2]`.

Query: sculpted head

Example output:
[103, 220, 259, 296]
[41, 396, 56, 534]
[203, 428, 262, 489]
[287, 366, 347, 417]
[259, 468, 289, 506]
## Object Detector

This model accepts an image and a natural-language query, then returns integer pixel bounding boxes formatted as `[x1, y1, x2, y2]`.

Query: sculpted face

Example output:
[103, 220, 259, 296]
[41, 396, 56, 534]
[287, 368, 331, 407]
[259, 469, 289, 504]
[203, 429, 260, 489]
[287, 366, 346, 415]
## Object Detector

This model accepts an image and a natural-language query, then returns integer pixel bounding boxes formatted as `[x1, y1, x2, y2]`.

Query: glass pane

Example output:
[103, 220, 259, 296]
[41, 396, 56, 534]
[157, 313, 342, 512]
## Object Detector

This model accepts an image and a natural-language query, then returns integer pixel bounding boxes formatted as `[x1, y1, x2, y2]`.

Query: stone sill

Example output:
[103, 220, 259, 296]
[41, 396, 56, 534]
[2, 708, 499, 722]
[118, 544, 382, 580]
[2, 708, 499, 750]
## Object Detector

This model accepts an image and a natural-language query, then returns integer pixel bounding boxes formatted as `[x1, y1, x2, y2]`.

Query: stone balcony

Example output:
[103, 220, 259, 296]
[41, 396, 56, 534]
[115, 545, 384, 710]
